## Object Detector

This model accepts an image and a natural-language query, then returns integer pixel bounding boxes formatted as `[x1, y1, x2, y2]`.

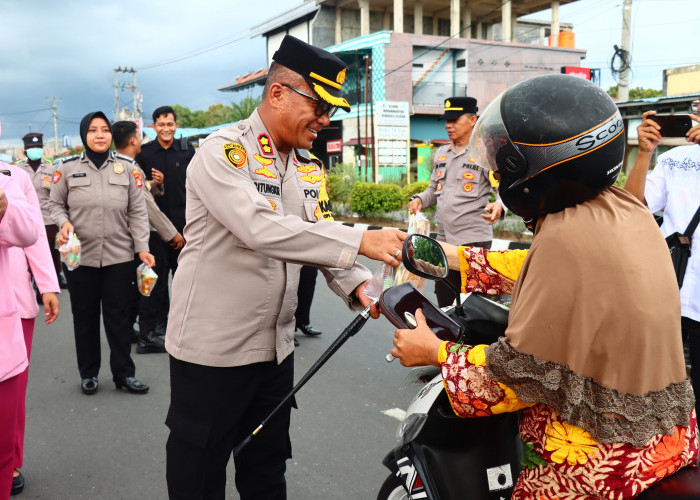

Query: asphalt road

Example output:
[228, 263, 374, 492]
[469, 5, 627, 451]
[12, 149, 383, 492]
[20, 257, 435, 499]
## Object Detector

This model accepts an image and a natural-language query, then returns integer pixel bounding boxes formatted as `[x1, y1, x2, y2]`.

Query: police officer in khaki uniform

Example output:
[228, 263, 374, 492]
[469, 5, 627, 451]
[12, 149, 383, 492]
[15, 133, 65, 288]
[113, 121, 184, 354]
[409, 97, 504, 306]
[49, 111, 155, 396]
[164, 35, 406, 499]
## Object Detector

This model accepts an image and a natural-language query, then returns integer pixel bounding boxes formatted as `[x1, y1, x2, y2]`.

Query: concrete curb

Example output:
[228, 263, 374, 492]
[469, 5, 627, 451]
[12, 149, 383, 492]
[340, 222, 531, 250]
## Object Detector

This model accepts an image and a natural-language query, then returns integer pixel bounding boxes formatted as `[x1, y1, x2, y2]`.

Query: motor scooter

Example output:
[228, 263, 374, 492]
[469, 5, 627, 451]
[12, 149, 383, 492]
[378, 234, 700, 500]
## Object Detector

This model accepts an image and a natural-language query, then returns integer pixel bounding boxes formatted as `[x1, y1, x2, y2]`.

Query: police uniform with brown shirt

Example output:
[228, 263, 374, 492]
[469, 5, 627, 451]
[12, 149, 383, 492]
[16, 132, 61, 278]
[164, 35, 371, 499]
[113, 153, 177, 352]
[49, 150, 150, 383]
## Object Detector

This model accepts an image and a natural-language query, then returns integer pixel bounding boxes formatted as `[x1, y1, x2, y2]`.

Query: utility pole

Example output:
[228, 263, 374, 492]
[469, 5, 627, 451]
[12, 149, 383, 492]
[618, 0, 632, 101]
[46, 97, 61, 156]
[113, 67, 140, 123]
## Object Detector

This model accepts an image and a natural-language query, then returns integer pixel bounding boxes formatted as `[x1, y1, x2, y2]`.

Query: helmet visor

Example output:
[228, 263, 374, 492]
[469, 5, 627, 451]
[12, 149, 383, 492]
[468, 94, 507, 173]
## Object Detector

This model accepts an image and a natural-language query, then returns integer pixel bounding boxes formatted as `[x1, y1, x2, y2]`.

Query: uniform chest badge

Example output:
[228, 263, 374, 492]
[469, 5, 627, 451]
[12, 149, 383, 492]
[268, 200, 277, 211]
[437, 181, 443, 192]
[52, 171, 62, 184]
[114, 163, 125, 174]
[463, 171, 475, 180]
[131, 169, 143, 188]
[436, 156, 447, 161]
[257, 134, 274, 156]
[255, 166, 277, 179]
[463, 182, 473, 192]
[223, 142, 247, 169]
[300, 172, 323, 184]
[296, 164, 317, 174]
[436, 169, 443, 178]
[42, 175, 51, 186]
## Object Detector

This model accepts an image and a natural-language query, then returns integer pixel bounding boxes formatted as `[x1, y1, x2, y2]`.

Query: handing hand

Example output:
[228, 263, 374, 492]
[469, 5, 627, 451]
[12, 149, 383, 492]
[480, 201, 503, 225]
[139, 251, 156, 268]
[359, 228, 407, 266]
[57, 221, 74, 246]
[637, 111, 663, 154]
[151, 168, 164, 186]
[354, 280, 381, 318]
[42, 292, 60, 324]
[391, 309, 442, 367]
[408, 197, 422, 215]
[169, 232, 185, 250]
[0, 188, 6, 221]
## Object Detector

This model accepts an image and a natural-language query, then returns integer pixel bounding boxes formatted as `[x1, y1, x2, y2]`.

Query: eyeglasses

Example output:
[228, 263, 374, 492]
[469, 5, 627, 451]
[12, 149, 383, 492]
[282, 84, 338, 118]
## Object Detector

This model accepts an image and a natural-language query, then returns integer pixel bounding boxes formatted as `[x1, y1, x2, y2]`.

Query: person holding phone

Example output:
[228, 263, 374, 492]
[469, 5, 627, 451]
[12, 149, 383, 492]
[625, 110, 700, 418]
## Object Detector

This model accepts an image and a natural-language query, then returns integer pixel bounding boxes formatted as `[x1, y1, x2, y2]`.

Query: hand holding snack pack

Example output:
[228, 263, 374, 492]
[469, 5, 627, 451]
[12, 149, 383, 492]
[136, 263, 158, 296]
[59, 232, 82, 271]
[363, 211, 432, 300]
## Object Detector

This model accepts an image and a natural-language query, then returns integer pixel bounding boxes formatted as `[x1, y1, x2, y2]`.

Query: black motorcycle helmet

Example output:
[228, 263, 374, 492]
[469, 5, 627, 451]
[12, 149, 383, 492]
[469, 74, 625, 220]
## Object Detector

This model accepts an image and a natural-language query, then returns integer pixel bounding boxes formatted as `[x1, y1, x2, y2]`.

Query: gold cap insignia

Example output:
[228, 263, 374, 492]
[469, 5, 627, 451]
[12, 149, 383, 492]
[114, 163, 124, 174]
[336, 68, 346, 85]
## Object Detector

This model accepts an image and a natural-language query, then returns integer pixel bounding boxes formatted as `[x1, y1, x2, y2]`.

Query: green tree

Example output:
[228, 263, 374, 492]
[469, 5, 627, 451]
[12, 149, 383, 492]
[607, 85, 662, 100]
[231, 97, 261, 121]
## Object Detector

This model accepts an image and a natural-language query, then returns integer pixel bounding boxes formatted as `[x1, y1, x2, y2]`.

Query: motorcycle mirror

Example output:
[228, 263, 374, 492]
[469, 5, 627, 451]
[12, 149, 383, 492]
[401, 234, 449, 280]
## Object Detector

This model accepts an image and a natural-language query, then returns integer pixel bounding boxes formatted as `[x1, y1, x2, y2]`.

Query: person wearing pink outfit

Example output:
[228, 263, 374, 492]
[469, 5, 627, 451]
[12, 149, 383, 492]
[0, 168, 42, 499]
[5, 162, 60, 495]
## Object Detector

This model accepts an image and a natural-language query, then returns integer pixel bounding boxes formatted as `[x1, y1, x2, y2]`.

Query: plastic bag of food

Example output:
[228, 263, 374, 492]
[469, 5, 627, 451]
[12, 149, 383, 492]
[393, 211, 431, 290]
[59, 232, 81, 271]
[136, 263, 158, 296]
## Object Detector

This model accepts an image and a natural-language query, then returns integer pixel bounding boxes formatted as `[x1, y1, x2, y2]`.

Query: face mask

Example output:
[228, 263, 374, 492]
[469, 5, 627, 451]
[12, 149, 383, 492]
[26, 148, 44, 161]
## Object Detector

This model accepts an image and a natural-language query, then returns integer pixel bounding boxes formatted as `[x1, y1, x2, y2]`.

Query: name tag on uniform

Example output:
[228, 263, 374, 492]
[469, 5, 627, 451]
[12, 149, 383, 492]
[72, 172, 87, 178]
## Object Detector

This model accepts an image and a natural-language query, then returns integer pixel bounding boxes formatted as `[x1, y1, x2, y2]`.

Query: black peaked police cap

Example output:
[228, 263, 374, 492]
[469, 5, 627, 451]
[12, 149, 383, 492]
[439, 97, 478, 120]
[272, 35, 351, 112]
[22, 132, 44, 148]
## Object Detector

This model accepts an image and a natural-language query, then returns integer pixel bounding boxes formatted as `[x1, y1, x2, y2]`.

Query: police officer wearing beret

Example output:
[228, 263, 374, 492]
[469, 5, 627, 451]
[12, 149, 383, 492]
[15, 132, 66, 288]
[408, 97, 504, 307]
[164, 35, 406, 499]
[49, 111, 155, 396]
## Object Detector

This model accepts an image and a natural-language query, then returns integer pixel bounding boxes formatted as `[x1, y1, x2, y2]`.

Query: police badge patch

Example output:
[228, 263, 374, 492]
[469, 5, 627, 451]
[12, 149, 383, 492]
[223, 142, 247, 169]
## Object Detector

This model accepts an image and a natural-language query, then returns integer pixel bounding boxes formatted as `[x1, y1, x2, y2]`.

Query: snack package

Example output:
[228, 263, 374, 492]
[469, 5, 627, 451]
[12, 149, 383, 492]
[136, 263, 158, 296]
[363, 211, 432, 300]
[59, 232, 81, 271]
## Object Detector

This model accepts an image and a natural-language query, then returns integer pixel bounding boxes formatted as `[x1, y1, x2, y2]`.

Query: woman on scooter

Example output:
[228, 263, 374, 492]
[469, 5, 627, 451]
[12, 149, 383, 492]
[390, 75, 698, 499]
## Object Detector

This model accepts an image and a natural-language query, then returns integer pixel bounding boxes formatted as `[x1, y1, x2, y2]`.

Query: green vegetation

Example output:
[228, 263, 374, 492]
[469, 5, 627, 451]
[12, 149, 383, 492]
[606, 86, 662, 100]
[350, 182, 404, 217]
[172, 97, 261, 128]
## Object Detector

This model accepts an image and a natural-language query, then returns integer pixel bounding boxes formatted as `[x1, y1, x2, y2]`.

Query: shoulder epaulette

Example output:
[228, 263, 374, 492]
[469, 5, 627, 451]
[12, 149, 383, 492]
[295, 148, 313, 164]
[57, 155, 79, 165]
[114, 153, 137, 164]
[44, 159, 53, 165]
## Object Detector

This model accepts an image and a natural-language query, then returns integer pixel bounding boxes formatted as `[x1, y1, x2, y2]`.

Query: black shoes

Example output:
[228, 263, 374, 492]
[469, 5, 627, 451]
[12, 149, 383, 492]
[114, 376, 149, 394]
[81, 377, 98, 395]
[11, 469, 24, 495]
[297, 324, 322, 336]
[154, 321, 167, 337]
[136, 331, 166, 354]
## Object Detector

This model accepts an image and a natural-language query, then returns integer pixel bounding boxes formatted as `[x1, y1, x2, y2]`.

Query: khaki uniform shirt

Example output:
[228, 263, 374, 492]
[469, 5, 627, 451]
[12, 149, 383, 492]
[48, 152, 150, 267]
[114, 153, 177, 242]
[416, 143, 499, 245]
[165, 109, 372, 367]
[14, 161, 55, 225]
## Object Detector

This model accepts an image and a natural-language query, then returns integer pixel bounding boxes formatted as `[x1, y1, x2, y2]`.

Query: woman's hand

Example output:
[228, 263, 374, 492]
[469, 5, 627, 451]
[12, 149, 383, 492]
[42, 292, 60, 324]
[139, 252, 156, 268]
[391, 309, 443, 367]
[57, 221, 74, 246]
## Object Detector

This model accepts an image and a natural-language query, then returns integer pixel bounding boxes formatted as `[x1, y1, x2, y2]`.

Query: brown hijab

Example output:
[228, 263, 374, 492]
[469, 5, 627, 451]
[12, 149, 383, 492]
[485, 187, 694, 446]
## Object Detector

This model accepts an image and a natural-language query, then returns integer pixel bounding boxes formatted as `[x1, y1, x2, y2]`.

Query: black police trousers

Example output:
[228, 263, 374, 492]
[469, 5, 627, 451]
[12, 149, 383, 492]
[295, 265, 318, 327]
[64, 261, 136, 380]
[166, 354, 294, 500]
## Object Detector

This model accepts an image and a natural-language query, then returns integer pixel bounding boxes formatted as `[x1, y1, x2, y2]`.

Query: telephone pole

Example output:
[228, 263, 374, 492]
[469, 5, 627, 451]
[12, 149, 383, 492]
[618, 0, 632, 101]
[113, 67, 141, 124]
[46, 97, 61, 155]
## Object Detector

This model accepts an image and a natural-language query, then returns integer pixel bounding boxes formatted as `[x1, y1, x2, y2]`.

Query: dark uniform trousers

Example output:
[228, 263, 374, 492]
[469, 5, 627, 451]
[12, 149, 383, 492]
[45, 224, 61, 274]
[64, 261, 136, 380]
[166, 354, 294, 500]
[435, 240, 491, 308]
[295, 265, 318, 327]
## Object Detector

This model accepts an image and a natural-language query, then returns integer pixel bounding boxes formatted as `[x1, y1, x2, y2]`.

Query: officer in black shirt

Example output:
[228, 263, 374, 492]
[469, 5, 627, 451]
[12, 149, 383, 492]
[135, 106, 195, 334]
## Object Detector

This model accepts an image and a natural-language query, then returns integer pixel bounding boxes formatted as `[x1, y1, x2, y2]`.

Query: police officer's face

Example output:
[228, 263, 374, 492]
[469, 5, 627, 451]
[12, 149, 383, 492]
[86, 118, 112, 153]
[154, 113, 178, 144]
[445, 113, 477, 143]
[283, 82, 331, 150]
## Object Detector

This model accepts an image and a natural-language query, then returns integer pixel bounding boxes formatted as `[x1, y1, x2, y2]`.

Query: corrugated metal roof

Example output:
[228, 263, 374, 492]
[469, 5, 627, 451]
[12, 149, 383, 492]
[250, 1, 319, 37]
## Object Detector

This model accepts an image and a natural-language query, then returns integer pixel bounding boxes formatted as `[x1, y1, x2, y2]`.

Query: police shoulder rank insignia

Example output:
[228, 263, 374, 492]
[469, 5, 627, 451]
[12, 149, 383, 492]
[224, 142, 247, 169]
[52, 171, 62, 184]
[114, 163, 125, 174]
[131, 168, 143, 188]
[257, 134, 274, 156]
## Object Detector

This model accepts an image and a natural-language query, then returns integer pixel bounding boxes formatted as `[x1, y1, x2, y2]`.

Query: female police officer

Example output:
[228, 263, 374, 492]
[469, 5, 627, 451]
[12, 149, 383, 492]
[50, 111, 154, 395]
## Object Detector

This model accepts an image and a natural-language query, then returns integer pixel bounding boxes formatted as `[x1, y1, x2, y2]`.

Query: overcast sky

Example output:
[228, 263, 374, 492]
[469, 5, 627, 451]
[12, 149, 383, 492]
[1, 0, 697, 141]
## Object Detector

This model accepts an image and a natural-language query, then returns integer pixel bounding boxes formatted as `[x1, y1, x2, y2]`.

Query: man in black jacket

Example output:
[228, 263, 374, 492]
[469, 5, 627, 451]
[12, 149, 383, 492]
[135, 106, 194, 335]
